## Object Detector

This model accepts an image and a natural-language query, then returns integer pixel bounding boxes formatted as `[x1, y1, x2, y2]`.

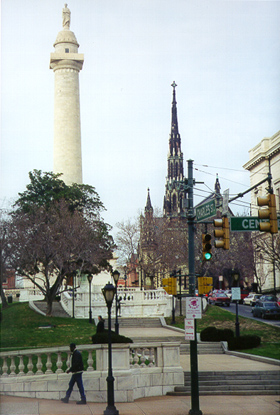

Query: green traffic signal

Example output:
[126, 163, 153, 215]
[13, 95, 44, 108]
[202, 233, 212, 261]
[204, 252, 212, 261]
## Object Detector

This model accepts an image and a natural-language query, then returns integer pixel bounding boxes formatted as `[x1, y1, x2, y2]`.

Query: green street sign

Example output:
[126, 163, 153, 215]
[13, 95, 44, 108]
[196, 200, 217, 222]
[230, 216, 280, 231]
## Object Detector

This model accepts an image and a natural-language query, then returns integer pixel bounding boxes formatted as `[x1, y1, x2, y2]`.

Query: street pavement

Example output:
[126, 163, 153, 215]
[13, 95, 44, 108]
[1, 325, 279, 415]
[1, 394, 279, 415]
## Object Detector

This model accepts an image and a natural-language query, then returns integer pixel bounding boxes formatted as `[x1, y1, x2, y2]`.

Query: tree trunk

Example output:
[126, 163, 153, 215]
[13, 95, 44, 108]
[0, 283, 8, 309]
[46, 296, 53, 316]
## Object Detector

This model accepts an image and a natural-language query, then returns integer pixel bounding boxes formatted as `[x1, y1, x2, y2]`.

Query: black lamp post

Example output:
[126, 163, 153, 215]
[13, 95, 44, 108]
[112, 270, 120, 335]
[87, 273, 93, 324]
[102, 282, 119, 415]
[232, 271, 240, 337]
[122, 265, 127, 291]
[72, 271, 76, 319]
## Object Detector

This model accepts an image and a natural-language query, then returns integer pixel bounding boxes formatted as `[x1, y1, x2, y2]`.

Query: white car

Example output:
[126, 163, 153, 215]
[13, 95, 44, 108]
[243, 293, 261, 306]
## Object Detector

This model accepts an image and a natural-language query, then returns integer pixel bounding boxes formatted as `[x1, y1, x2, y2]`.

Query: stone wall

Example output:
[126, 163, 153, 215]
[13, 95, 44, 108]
[0, 342, 184, 402]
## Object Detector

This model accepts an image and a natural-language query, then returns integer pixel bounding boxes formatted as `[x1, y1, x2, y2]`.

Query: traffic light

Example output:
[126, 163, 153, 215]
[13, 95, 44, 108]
[202, 233, 212, 261]
[162, 278, 172, 294]
[162, 277, 177, 295]
[213, 217, 230, 250]
[257, 193, 278, 234]
[198, 277, 213, 295]
[171, 277, 177, 295]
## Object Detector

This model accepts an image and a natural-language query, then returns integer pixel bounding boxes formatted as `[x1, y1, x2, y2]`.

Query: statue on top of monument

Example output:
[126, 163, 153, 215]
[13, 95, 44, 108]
[62, 4, 71, 29]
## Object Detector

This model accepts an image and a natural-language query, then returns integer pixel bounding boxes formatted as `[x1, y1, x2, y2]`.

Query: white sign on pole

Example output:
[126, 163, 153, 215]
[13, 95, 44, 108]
[186, 297, 202, 319]
[185, 319, 195, 341]
[231, 287, 241, 301]
[222, 189, 229, 215]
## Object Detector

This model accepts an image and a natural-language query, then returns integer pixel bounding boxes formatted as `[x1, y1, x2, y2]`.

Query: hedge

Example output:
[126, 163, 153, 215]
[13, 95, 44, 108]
[200, 327, 261, 350]
[228, 335, 261, 350]
[92, 329, 133, 344]
[200, 326, 234, 342]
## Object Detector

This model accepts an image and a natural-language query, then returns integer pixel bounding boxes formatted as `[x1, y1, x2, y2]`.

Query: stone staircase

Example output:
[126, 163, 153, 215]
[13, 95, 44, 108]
[180, 342, 224, 354]
[167, 371, 280, 396]
[111, 317, 163, 328]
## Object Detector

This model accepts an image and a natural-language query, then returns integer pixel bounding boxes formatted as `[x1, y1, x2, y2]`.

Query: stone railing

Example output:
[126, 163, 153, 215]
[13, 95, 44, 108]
[19, 288, 44, 302]
[0, 342, 184, 402]
[60, 288, 173, 319]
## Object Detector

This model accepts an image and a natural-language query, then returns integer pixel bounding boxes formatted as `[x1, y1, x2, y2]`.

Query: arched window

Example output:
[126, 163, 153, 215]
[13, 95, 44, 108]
[173, 194, 177, 211]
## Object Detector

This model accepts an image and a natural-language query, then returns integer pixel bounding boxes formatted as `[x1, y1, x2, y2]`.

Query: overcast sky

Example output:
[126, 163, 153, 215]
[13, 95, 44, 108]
[1, 0, 280, 235]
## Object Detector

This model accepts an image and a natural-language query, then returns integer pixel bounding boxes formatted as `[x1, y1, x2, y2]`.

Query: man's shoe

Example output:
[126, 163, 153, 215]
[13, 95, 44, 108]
[76, 400, 86, 405]
[61, 397, 69, 403]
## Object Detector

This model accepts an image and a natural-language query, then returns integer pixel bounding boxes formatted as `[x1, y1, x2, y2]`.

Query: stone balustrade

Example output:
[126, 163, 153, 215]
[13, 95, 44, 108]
[0, 342, 184, 402]
[60, 287, 173, 319]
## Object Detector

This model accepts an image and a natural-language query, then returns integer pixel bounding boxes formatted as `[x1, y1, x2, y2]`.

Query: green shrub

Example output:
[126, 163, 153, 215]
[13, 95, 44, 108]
[228, 335, 261, 350]
[200, 326, 234, 342]
[91, 330, 133, 344]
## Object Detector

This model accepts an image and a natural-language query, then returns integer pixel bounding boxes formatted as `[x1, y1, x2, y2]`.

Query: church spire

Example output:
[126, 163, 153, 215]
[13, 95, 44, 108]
[145, 188, 153, 213]
[171, 81, 179, 136]
[145, 188, 153, 220]
[169, 81, 181, 157]
[164, 82, 186, 218]
[215, 173, 221, 195]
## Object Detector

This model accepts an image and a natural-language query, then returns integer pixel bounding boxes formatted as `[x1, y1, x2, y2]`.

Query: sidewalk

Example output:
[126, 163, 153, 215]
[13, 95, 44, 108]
[1, 394, 279, 415]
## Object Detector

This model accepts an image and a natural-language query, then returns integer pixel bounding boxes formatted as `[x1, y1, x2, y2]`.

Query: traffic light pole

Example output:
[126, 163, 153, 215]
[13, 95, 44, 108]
[187, 159, 202, 415]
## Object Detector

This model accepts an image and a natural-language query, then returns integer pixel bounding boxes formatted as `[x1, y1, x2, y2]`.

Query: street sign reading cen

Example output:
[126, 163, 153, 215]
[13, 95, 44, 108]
[195, 200, 217, 222]
[230, 217, 280, 231]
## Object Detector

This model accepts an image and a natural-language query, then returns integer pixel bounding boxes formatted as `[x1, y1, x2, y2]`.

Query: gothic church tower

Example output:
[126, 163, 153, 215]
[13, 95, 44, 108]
[50, 4, 84, 185]
[163, 82, 186, 217]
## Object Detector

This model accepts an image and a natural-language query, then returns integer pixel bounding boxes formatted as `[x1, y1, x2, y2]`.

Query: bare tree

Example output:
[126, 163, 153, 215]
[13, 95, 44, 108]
[115, 218, 140, 267]
[9, 201, 113, 315]
[252, 233, 280, 294]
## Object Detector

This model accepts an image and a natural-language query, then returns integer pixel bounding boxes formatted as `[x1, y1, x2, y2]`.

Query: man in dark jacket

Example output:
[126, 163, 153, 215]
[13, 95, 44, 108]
[61, 343, 86, 405]
[96, 315, 105, 333]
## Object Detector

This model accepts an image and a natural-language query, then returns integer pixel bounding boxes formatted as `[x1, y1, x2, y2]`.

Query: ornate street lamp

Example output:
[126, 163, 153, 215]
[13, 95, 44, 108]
[102, 282, 119, 415]
[87, 273, 93, 323]
[124, 266, 127, 291]
[112, 270, 120, 335]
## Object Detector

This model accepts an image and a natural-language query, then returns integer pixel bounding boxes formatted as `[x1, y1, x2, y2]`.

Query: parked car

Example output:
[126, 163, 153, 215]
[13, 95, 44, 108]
[258, 295, 278, 303]
[224, 290, 232, 300]
[240, 290, 250, 304]
[252, 301, 280, 319]
[208, 291, 230, 307]
[243, 293, 262, 306]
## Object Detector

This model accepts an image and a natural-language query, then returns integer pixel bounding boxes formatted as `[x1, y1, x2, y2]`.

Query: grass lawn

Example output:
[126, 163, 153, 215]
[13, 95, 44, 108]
[0, 302, 96, 351]
[166, 305, 280, 360]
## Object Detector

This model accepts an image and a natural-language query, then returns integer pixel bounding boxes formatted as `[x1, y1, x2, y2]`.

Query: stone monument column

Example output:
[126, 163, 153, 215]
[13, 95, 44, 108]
[50, 4, 84, 185]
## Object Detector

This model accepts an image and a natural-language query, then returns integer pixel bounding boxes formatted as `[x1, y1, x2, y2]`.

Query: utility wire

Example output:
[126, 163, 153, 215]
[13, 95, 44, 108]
[194, 163, 249, 173]
[194, 168, 249, 188]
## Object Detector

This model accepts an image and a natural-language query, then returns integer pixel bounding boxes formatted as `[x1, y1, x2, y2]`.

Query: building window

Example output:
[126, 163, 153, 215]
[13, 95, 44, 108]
[65, 48, 69, 53]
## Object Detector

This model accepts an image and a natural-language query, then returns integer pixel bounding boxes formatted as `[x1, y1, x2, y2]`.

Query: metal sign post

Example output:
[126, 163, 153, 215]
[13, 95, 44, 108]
[187, 160, 202, 415]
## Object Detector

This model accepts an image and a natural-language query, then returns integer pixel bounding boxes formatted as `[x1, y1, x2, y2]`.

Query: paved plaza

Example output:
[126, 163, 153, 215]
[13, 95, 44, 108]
[1, 393, 279, 415]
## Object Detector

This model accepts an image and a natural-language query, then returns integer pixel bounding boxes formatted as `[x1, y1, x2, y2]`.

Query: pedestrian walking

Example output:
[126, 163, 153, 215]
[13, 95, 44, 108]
[96, 315, 105, 333]
[61, 343, 86, 405]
